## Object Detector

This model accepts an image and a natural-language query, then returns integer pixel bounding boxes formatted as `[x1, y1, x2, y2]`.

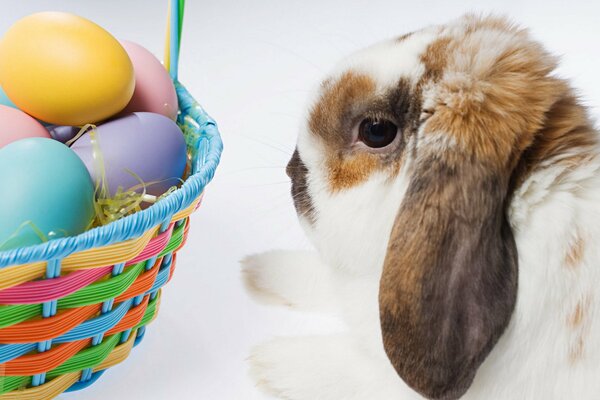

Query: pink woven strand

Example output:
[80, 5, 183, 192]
[0, 266, 112, 305]
[0, 224, 174, 305]
[125, 223, 173, 266]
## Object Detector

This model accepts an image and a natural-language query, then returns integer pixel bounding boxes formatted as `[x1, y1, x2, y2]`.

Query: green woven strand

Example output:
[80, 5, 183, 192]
[0, 304, 41, 329]
[0, 294, 160, 395]
[0, 375, 29, 395]
[47, 334, 121, 378]
[57, 262, 145, 309]
[0, 223, 184, 329]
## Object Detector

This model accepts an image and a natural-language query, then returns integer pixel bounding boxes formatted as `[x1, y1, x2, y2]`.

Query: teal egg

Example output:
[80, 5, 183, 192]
[0, 138, 95, 251]
[0, 85, 16, 109]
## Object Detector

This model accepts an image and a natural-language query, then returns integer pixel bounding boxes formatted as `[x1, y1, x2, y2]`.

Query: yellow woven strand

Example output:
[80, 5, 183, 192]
[0, 227, 158, 290]
[61, 227, 158, 271]
[0, 262, 46, 291]
[171, 195, 202, 222]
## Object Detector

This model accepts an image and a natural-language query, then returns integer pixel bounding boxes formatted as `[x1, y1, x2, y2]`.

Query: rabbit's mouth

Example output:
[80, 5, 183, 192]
[287, 149, 315, 223]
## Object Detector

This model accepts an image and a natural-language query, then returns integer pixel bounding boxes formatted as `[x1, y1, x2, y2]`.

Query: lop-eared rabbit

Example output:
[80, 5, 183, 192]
[243, 14, 600, 400]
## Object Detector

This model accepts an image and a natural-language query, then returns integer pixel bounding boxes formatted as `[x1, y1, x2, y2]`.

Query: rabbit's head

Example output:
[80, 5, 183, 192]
[287, 14, 594, 400]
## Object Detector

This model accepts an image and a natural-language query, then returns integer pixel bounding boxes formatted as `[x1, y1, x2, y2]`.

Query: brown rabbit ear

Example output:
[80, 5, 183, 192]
[379, 155, 518, 400]
[379, 16, 567, 400]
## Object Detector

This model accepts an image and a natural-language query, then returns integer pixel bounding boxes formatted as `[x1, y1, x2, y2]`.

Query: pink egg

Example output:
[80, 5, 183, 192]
[0, 105, 50, 148]
[119, 40, 178, 120]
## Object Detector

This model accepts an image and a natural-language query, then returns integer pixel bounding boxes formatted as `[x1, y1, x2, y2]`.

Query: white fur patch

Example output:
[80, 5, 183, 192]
[329, 29, 438, 90]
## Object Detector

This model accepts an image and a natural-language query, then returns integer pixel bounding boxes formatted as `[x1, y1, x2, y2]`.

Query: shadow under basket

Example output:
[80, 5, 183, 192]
[0, 82, 223, 399]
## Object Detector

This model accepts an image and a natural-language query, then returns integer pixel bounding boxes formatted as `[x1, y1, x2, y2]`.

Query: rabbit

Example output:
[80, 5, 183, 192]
[242, 14, 600, 400]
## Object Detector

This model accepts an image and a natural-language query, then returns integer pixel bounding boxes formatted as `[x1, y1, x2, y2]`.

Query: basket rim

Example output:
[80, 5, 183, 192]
[0, 81, 223, 268]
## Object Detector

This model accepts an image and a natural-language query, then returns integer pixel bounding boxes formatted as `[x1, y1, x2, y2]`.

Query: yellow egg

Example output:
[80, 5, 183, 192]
[0, 12, 134, 126]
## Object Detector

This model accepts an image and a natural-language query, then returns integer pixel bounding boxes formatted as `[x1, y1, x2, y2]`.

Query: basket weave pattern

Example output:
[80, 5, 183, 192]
[0, 82, 222, 398]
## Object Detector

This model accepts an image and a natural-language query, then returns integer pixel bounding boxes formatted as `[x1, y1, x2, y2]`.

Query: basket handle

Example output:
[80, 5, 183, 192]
[164, 0, 185, 81]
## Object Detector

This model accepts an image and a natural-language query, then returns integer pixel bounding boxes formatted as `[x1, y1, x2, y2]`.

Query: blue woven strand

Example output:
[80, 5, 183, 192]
[119, 329, 132, 344]
[55, 300, 133, 343]
[112, 262, 125, 276]
[134, 326, 146, 345]
[0, 343, 36, 363]
[149, 258, 172, 293]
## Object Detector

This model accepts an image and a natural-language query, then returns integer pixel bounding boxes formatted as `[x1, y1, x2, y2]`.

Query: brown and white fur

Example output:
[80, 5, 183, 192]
[242, 14, 600, 400]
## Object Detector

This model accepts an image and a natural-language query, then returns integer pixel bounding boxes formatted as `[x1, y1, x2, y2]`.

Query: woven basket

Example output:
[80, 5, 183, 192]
[0, 3, 222, 397]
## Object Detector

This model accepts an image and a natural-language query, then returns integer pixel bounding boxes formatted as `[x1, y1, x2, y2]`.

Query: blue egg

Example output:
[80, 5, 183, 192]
[0, 138, 95, 251]
[0, 85, 16, 109]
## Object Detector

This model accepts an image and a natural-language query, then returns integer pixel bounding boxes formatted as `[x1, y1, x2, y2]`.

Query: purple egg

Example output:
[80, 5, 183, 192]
[47, 125, 80, 143]
[71, 112, 187, 197]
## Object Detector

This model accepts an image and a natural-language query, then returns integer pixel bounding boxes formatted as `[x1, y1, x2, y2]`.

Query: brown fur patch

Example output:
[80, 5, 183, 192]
[564, 231, 585, 269]
[424, 37, 564, 167]
[415, 15, 580, 174]
[570, 335, 585, 364]
[309, 72, 376, 148]
[511, 93, 598, 188]
[568, 297, 592, 364]
[569, 301, 586, 328]
[308, 72, 381, 191]
[328, 152, 380, 190]
[309, 73, 417, 191]
[420, 36, 451, 83]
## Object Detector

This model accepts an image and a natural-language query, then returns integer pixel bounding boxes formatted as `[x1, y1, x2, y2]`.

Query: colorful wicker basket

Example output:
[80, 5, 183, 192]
[0, 1, 222, 398]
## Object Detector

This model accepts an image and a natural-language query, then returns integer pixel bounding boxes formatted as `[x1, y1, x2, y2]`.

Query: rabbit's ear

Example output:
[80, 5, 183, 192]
[379, 16, 566, 400]
[379, 155, 518, 400]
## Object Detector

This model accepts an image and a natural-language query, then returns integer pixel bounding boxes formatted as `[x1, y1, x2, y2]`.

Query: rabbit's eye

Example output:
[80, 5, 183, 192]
[358, 118, 398, 148]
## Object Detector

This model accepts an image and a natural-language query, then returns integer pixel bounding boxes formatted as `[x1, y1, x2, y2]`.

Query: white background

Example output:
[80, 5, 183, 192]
[1, 1, 600, 399]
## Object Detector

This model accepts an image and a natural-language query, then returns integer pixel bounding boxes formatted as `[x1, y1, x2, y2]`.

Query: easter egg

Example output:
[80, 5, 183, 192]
[0, 105, 51, 148]
[71, 112, 187, 197]
[0, 85, 16, 109]
[120, 40, 178, 120]
[47, 125, 80, 144]
[0, 12, 135, 126]
[0, 138, 95, 251]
